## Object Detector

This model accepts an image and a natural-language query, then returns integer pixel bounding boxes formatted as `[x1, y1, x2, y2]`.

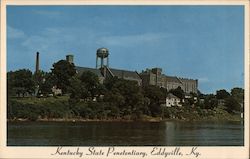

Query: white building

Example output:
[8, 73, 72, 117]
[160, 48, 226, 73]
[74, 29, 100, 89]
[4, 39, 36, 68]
[51, 86, 62, 96]
[164, 93, 182, 107]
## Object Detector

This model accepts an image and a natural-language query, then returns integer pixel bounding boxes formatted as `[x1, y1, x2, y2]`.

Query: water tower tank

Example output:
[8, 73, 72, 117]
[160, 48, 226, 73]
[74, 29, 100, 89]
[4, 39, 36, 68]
[97, 48, 109, 58]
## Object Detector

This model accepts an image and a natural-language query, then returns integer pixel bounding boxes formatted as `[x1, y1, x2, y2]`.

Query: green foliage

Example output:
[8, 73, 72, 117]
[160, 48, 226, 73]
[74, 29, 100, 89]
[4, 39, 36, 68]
[231, 87, 244, 104]
[204, 94, 218, 109]
[169, 86, 185, 99]
[143, 85, 165, 117]
[103, 78, 146, 116]
[39, 72, 56, 96]
[224, 97, 241, 113]
[216, 89, 230, 99]
[51, 60, 76, 94]
[33, 70, 46, 86]
[162, 107, 171, 118]
[68, 76, 87, 104]
[7, 65, 244, 121]
[104, 90, 125, 107]
[7, 69, 35, 97]
[143, 85, 164, 103]
[8, 98, 71, 121]
[80, 71, 100, 99]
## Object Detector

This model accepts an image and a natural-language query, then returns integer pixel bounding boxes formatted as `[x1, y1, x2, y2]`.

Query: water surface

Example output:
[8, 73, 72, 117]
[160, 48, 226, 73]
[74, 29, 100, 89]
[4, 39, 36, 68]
[7, 121, 244, 146]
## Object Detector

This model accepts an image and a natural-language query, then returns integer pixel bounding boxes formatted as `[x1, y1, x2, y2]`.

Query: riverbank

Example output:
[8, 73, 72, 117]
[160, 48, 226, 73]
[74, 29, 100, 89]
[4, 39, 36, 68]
[7, 115, 164, 122]
[7, 97, 242, 122]
[8, 113, 242, 123]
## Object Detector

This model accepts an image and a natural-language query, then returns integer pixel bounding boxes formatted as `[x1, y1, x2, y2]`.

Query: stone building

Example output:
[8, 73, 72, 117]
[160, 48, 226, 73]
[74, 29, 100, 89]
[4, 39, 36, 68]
[140, 67, 198, 94]
[75, 65, 142, 85]
[66, 48, 198, 94]
[71, 48, 142, 85]
[104, 67, 142, 85]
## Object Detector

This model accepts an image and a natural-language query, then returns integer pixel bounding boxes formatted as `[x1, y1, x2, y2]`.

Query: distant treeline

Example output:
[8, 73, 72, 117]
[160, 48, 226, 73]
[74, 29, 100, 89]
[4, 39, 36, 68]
[7, 60, 244, 121]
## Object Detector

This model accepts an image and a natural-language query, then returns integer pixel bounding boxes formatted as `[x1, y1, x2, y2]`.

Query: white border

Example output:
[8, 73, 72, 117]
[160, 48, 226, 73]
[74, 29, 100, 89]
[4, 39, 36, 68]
[0, 0, 249, 159]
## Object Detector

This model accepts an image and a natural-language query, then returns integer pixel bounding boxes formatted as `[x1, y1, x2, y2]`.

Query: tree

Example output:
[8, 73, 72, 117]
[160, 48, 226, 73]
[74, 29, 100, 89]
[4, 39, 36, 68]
[33, 70, 46, 86]
[104, 77, 146, 117]
[104, 76, 120, 91]
[169, 86, 185, 100]
[7, 71, 16, 97]
[204, 94, 218, 109]
[231, 87, 244, 104]
[143, 85, 164, 117]
[51, 60, 76, 94]
[104, 89, 125, 108]
[80, 71, 100, 99]
[68, 76, 88, 104]
[143, 85, 165, 103]
[224, 97, 241, 113]
[39, 72, 56, 96]
[7, 69, 35, 97]
[216, 89, 230, 99]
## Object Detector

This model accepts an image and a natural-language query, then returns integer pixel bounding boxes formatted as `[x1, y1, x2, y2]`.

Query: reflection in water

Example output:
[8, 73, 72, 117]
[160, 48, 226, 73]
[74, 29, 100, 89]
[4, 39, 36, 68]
[7, 121, 243, 146]
[164, 121, 244, 146]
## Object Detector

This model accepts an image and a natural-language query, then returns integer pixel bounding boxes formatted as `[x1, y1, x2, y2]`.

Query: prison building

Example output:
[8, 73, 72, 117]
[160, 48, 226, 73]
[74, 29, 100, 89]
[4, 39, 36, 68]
[140, 67, 198, 94]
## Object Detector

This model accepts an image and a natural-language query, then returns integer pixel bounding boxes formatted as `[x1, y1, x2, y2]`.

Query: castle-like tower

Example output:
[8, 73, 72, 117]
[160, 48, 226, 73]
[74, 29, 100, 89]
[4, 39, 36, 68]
[66, 54, 74, 64]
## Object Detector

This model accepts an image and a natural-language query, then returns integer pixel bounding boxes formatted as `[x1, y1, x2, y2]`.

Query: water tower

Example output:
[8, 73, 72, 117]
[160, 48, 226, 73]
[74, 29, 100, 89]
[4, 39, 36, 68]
[96, 48, 109, 68]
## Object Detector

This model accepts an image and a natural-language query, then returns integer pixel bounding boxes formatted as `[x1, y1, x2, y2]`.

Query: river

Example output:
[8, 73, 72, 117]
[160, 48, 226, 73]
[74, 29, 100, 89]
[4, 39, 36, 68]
[7, 121, 244, 146]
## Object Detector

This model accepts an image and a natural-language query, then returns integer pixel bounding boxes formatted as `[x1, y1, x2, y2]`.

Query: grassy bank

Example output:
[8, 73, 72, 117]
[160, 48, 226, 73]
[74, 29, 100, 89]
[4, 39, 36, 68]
[8, 97, 242, 122]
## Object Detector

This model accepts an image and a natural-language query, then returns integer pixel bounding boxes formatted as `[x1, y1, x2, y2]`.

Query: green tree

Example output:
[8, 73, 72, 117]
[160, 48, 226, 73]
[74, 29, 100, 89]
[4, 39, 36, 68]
[204, 94, 218, 109]
[143, 85, 164, 117]
[231, 87, 244, 104]
[68, 76, 88, 104]
[169, 86, 185, 100]
[39, 72, 56, 96]
[51, 60, 76, 94]
[33, 70, 46, 86]
[104, 89, 125, 107]
[103, 76, 120, 91]
[80, 71, 100, 99]
[104, 77, 146, 117]
[224, 97, 241, 113]
[7, 69, 35, 97]
[216, 89, 230, 99]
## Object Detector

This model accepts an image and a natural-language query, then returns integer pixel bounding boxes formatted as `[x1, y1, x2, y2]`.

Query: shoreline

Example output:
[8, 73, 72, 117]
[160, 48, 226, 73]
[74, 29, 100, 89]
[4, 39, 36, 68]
[7, 117, 242, 122]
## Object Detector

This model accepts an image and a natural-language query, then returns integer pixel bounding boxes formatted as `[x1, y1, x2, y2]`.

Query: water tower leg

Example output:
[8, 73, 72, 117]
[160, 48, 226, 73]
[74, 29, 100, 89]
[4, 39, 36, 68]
[96, 56, 98, 69]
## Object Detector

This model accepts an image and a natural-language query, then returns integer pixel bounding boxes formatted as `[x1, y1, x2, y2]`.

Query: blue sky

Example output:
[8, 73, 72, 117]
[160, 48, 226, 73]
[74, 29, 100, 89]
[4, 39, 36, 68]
[7, 5, 244, 94]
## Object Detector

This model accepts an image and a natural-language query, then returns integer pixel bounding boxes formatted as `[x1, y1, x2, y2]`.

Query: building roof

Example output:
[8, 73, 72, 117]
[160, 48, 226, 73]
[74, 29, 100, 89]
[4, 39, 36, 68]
[164, 75, 182, 83]
[75, 66, 141, 81]
[178, 77, 197, 83]
[109, 68, 141, 80]
[75, 66, 103, 77]
[167, 93, 180, 99]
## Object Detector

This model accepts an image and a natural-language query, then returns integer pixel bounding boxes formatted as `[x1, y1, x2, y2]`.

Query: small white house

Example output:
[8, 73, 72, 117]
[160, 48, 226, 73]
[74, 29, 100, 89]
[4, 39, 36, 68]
[51, 86, 62, 96]
[165, 93, 182, 107]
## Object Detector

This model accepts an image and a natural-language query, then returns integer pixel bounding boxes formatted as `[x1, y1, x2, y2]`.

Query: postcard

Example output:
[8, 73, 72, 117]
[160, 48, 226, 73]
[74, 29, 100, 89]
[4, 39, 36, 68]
[0, 0, 249, 159]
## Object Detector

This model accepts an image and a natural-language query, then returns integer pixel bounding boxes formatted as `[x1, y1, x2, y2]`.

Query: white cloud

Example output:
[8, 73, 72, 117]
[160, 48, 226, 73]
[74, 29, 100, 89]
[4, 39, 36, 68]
[22, 35, 50, 51]
[20, 26, 89, 57]
[198, 77, 209, 83]
[7, 26, 25, 39]
[96, 33, 171, 47]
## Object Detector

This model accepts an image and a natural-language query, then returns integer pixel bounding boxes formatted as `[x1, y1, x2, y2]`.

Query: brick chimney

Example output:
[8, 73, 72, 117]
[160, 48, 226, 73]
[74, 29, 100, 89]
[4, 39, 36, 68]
[35, 52, 39, 74]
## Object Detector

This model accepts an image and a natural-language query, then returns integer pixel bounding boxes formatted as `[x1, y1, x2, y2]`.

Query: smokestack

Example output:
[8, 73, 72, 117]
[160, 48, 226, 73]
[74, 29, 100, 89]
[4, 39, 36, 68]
[35, 52, 39, 73]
